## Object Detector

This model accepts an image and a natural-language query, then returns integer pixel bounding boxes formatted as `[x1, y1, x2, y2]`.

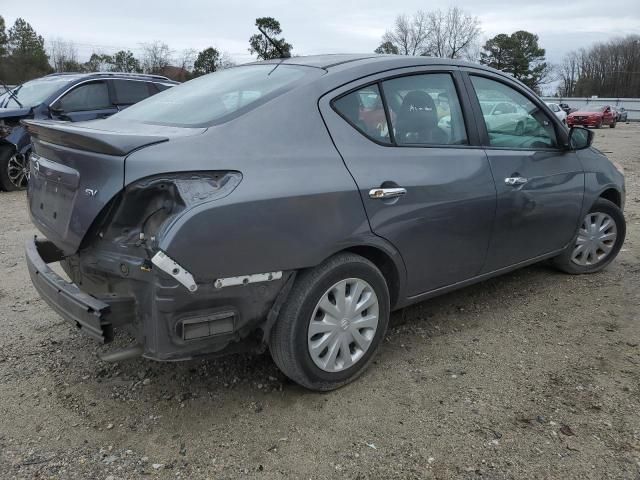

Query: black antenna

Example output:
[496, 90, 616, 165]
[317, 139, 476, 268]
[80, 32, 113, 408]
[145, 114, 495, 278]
[258, 26, 290, 59]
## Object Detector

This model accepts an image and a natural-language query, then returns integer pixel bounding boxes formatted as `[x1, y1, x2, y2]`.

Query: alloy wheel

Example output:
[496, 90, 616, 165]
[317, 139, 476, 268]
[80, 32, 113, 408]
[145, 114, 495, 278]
[571, 212, 617, 266]
[307, 278, 379, 373]
[7, 152, 29, 189]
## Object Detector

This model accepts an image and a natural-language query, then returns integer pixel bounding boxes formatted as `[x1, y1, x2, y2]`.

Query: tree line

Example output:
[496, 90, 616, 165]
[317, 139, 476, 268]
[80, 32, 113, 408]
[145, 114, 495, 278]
[2, 12, 637, 98]
[375, 8, 551, 93]
[0, 15, 292, 85]
[558, 35, 640, 98]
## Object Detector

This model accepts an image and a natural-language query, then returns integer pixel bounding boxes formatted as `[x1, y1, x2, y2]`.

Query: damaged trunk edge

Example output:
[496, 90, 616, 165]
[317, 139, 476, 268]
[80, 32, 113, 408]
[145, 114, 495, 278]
[25, 120, 293, 361]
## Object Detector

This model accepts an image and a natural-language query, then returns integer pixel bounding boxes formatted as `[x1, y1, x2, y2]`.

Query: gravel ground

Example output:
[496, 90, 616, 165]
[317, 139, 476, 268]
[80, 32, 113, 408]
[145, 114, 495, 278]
[0, 123, 639, 480]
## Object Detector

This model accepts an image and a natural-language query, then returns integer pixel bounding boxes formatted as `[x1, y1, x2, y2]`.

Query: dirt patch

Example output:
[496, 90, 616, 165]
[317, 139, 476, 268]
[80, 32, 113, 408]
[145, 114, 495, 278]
[1, 124, 639, 479]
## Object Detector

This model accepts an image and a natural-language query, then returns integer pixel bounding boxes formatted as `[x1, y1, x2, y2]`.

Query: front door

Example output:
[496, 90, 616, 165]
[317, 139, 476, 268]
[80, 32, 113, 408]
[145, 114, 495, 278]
[465, 73, 584, 272]
[321, 69, 496, 297]
[51, 80, 117, 122]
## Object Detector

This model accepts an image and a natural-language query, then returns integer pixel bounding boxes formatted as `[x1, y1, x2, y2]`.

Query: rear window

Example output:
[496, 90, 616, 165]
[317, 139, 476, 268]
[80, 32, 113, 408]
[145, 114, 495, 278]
[115, 65, 316, 127]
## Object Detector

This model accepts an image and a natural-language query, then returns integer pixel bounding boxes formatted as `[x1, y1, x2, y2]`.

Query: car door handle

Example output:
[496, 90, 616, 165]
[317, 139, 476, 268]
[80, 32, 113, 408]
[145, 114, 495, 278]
[369, 187, 407, 199]
[504, 177, 528, 186]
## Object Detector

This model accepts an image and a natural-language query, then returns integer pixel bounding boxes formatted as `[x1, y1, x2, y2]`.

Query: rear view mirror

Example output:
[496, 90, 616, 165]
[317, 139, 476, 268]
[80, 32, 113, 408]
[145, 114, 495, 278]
[568, 126, 593, 150]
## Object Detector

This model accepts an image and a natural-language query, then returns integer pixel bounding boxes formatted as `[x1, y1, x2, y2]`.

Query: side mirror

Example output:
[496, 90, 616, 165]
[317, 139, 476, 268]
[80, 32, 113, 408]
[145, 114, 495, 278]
[48, 104, 70, 121]
[568, 126, 593, 150]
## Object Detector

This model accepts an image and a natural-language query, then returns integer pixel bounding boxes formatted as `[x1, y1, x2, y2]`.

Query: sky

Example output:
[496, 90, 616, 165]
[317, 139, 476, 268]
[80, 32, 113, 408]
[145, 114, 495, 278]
[3, 0, 640, 68]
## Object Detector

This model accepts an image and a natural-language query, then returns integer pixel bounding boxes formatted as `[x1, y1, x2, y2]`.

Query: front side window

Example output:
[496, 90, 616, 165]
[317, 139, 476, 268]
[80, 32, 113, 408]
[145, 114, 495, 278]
[382, 73, 467, 146]
[333, 84, 390, 144]
[115, 65, 315, 127]
[56, 81, 111, 112]
[470, 76, 557, 149]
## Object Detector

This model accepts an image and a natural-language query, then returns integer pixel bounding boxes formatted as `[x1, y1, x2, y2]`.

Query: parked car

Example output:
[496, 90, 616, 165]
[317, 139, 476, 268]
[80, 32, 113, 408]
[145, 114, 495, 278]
[545, 102, 567, 124]
[559, 103, 571, 115]
[24, 55, 626, 391]
[615, 107, 628, 122]
[567, 104, 617, 129]
[0, 72, 178, 191]
[480, 101, 528, 134]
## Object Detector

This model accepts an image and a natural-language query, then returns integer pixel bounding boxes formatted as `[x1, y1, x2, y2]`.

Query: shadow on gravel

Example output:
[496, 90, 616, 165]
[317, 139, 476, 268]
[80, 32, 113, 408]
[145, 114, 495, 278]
[41, 262, 564, 411]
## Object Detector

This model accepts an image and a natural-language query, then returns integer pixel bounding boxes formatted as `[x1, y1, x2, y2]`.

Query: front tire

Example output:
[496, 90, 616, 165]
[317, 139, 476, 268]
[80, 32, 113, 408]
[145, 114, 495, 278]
[610, 121, 616, 128]
[0, 146, 29, 191]
[269, 253, 390, 391]
[553, 198, 625, 274]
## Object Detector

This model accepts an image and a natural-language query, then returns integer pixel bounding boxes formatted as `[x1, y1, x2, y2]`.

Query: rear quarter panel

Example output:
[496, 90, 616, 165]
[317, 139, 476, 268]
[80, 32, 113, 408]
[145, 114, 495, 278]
[124, 83, 390, 281]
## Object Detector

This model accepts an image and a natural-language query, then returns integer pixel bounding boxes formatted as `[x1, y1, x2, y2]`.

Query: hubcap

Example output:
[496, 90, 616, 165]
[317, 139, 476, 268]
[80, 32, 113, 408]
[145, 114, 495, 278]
[7, 152, 29, 189]
[307, 278, 379, 373]
[571, 212, 617, 266]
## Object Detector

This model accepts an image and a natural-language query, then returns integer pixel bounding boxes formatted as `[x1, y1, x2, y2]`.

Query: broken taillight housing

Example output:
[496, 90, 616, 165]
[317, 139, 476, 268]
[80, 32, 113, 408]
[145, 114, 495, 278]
[86, 171, 242, 248]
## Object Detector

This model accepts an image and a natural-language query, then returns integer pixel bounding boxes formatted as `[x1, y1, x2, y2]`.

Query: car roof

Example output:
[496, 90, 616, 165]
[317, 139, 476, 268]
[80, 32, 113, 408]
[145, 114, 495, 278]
[251, 54, 528, 91]
[255, 54, 495, 71]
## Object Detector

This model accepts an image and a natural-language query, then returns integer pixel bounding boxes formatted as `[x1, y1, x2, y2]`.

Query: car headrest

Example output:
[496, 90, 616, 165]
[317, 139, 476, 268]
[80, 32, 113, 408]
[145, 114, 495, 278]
[395, 90, 439, 143]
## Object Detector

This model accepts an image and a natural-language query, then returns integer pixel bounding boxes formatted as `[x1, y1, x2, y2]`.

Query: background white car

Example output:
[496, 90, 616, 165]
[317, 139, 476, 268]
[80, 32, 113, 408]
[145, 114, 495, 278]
[545, 102, 567, 124]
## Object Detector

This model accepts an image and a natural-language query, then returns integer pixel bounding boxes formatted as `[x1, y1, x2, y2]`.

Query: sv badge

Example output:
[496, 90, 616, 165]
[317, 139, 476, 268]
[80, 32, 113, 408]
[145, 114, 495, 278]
[85, 188, 98, 197]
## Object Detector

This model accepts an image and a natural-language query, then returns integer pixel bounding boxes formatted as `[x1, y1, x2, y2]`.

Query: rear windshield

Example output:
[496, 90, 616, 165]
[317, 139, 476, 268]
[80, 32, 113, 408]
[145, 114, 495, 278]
[114, 65, 317, 127]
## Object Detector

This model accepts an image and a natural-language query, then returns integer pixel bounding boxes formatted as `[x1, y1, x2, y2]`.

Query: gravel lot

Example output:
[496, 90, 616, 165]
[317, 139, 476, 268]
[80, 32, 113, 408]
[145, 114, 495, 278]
[0, 123, 639, 480]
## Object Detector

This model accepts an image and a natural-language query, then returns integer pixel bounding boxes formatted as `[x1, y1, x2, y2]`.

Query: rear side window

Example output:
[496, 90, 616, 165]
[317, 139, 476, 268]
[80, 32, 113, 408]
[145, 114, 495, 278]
[470, 76, 558, 149]
[382, 73, 467, 145]
[115, 65, 315, 127]
[333, 84, 390, 144]
[56, 81, 110, 112]
[112, 80, 153, 105]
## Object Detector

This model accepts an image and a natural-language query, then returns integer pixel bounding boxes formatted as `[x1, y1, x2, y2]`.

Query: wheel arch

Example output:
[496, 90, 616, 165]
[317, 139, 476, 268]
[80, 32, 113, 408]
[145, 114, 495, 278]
[336, 243, 406, 310]
[599, 187, 622, 208]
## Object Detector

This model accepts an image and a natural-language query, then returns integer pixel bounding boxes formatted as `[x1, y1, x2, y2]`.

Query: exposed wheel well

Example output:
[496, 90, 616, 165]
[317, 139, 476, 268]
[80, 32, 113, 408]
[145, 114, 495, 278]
[599, 188, 621, 208]
[342, 245, 401, 309]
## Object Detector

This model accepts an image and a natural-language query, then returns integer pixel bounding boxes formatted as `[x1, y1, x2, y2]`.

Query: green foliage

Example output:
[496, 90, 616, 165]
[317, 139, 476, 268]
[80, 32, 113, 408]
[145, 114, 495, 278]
[110, 50, 141, 73]
[0, 16, 8, 58]
[480, 31, 549, 92]
[193, 47, 220, 76]
[84, 53, 113, 72]
[248, 17, 292, 60]
[4, 18, 51, 83]
[375, 41, 399, 55]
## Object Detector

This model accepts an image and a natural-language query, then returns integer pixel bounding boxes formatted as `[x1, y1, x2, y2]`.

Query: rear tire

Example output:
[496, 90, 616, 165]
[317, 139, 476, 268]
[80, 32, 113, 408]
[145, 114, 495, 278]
[595, 120, 602, 129]
[609, 121, 616, 128]
[0, 146, 28, 191]
[553, 198, 625, 274]
[269, 253, 390, 391]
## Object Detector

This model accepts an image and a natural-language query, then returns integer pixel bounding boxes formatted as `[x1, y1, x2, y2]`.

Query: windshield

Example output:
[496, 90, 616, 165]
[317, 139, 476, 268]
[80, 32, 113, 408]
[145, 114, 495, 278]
[115, 64, 317, 127]
[1, 76, 79, 108]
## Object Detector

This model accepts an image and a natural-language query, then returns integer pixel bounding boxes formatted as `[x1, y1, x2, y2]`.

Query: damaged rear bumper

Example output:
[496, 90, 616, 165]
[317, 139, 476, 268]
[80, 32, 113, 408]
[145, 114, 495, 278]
[25, 237, 135, 343]
[26, 236, 292, 361]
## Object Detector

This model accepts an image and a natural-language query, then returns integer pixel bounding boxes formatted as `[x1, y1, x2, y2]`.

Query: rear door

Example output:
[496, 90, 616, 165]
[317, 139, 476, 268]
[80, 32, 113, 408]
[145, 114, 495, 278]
[51, 80, 117, 122]
[320, 67, 496, 297]
[463, 71, 584, 272]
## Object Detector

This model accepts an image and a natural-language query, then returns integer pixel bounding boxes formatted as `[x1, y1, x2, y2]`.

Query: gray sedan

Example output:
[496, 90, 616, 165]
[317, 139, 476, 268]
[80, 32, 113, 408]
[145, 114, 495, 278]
[24, 55, 626, 390]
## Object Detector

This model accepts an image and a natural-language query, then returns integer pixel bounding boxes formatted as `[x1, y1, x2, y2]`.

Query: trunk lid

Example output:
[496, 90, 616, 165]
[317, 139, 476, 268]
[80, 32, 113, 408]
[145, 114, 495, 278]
[24, 119, 204, 254]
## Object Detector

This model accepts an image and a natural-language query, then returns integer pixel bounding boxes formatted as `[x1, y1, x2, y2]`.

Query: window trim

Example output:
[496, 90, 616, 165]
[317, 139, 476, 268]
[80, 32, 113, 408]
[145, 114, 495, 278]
[50, 80, 114, 113]
[330, 69, 475, 149]
[463, 70, 568, 152]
